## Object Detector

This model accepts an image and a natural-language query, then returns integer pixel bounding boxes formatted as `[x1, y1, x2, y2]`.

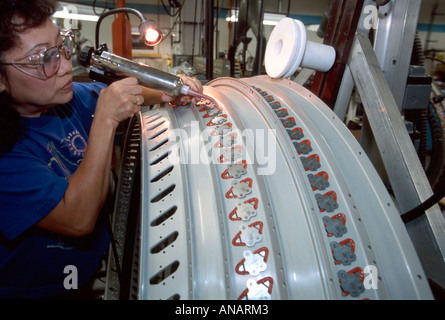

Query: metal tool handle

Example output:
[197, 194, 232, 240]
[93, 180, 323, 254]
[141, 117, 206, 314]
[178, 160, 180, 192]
[80, 45, 188, 96]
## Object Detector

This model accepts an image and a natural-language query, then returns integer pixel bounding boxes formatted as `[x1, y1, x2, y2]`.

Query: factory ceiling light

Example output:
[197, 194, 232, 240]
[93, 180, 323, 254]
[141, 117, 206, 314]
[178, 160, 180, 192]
[226, 10, 286, 26]
[52, 2, 101, 22]
[52, 6, 100, 22]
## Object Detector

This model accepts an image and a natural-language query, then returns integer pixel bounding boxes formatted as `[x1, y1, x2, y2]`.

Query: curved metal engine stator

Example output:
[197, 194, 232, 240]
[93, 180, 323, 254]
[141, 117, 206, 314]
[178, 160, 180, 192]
[135, 75, 433, 300]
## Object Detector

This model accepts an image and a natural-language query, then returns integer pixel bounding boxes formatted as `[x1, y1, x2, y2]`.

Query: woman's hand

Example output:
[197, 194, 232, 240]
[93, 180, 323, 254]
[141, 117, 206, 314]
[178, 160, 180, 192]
[95, 77, 144, 128]
[161, 74, 203, 107]
[37, 78, 146, 237]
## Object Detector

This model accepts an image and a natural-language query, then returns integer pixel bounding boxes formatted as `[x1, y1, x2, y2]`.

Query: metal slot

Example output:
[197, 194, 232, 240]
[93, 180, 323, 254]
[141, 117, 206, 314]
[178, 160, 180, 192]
[145, 114, 162, 124]
[148, 127, 168, 140]
[149, 150, 171, 166]
[150, 184, 176, 203]
[150, 165, 174, 183]
[149, 138, 169, 152]
[146, 120, 166, 131]
[150, 231, 179, 254]
[151, 206, 178, 227]
[149, 260, 180, 285]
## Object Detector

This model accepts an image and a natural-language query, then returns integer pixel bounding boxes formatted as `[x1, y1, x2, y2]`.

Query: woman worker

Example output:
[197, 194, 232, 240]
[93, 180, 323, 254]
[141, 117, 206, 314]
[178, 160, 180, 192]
[0, 0, 202, 299]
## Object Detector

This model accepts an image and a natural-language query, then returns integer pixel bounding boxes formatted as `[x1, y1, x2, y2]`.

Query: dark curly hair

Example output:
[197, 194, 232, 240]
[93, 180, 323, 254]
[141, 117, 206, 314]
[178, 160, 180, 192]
[0, 0, 57, 154]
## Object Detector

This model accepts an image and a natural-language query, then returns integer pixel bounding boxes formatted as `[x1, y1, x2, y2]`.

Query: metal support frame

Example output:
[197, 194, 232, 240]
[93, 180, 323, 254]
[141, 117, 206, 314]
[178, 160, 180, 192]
[373, 0, 422, 111]
[205, 0, 214, 80]
[311, 0, 364, 109]
[111, 0, 133, 59]
[332, 0, 445, 287]
[349, 32, 445, 245]
[349, 33, 434, 215]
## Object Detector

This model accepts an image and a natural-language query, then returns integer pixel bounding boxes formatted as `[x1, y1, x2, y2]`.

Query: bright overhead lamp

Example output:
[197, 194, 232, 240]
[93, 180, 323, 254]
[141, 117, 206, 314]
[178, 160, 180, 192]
[226, 10, 286, 26]
[52, 5, 99, 22]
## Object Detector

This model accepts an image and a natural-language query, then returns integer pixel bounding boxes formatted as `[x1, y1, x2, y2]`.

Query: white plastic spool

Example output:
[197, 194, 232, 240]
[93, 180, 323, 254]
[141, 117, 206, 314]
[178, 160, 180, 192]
[265, 18, 336, 78]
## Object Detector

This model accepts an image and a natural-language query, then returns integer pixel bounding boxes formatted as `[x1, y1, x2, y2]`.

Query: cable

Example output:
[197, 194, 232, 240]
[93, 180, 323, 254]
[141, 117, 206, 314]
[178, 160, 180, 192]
[161, 12, 181, 41]
[160, 0, 184, 17]
[375, 0, 391, 6]
[424, 56, 445, 66]
[106, 211, 123, 278]
[401, 182, 445, 223]
[92, 0, 112, 16]
[103, 168, 124, 284]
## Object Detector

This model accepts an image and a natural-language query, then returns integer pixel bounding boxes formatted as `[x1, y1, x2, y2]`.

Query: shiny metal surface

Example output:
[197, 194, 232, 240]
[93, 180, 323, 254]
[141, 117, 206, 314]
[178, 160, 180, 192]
[137, 76, 433, 300]
[349, 33, 445, 283]
[372, 0, 422, 111]
[92, 51, 185, 96]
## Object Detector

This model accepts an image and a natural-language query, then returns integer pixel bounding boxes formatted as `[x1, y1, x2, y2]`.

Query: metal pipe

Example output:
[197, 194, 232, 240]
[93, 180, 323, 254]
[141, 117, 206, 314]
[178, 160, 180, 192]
[92, 50, 187, 96]
[95, 7, 146, 48]
[206, 0, 214, 80]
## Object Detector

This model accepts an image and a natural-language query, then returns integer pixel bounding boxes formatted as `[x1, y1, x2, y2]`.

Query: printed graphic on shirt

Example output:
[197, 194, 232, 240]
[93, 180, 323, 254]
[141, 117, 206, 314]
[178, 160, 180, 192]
[46, 130, 86, 178]
[47, 242, 74, 250]
[62, 130, 87, 157]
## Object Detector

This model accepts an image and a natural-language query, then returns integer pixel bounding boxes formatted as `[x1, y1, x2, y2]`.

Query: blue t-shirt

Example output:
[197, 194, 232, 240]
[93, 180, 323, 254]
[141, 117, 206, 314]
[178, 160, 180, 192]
[0, 82, 110, 299]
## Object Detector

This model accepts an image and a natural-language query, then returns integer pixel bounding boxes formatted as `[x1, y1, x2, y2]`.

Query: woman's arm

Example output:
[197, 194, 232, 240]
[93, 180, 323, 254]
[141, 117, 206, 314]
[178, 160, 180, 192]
[140, 74, 204, 106]
[37, 77, 143, 237]
[37, 75, 203, 237]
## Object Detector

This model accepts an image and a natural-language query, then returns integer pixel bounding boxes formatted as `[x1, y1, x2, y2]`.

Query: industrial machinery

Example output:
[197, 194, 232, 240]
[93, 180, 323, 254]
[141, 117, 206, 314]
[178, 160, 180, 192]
[76, 0, 445, 300]
[101, 75, 433, 300]
[80, 44, 194, 97]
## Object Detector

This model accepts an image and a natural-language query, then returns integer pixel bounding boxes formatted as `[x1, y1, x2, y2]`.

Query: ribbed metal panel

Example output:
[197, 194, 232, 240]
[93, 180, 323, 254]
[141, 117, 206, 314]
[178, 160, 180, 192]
[137, 76, 433, 300]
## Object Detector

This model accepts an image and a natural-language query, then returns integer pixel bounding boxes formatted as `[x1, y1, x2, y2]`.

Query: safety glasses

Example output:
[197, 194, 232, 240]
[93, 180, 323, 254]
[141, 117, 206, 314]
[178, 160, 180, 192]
[0, 29, 74, 80]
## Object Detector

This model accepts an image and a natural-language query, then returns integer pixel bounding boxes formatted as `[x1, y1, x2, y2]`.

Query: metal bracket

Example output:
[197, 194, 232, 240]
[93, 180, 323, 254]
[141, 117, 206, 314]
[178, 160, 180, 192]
[236, 200, 257, 221]
[226, 163, 247, 179]
[348, 32, 445, 258]
[239, 224, 262, 247]
[323, 214, 348, 238]
[230, 179, 252, 198]
[243, 250, 268, 276]
[212, 124, 232, 136]
[341, 0, 445, 287]
[338, 269, 365, 297]
[221, 146, 243, 162]
[330, 240, 356, 266]
[245, 278, 271, 300]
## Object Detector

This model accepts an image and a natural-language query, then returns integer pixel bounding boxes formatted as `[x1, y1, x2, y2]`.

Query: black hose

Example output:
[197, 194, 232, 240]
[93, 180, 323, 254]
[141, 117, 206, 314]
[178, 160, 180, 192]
[401, 182, 445, 223]
[95, 8, 146, 48]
